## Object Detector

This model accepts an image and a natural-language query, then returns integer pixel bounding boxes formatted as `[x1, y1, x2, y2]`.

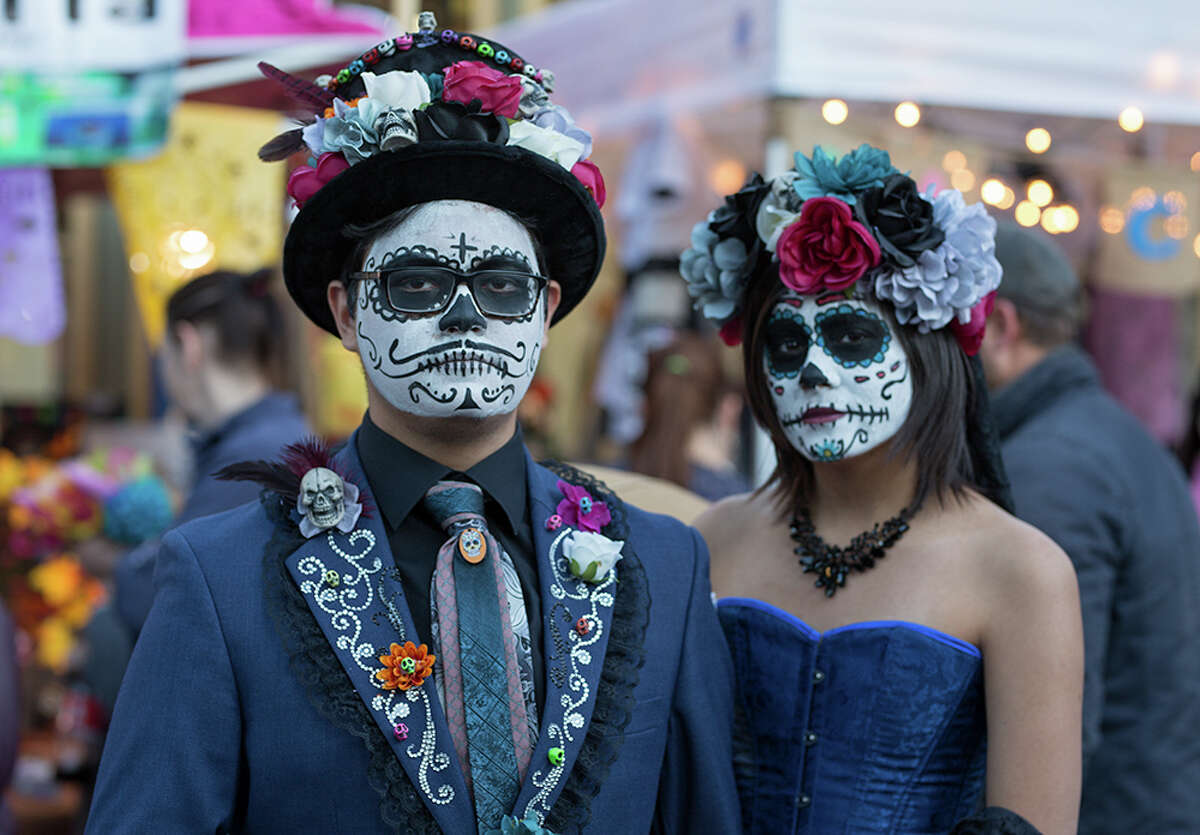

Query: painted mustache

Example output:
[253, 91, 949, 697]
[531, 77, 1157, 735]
[389, 338, 528, 366]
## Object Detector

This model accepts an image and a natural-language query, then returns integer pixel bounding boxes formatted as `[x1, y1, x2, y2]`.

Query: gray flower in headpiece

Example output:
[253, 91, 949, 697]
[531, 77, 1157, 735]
[529, 104, 592, 159]
[872, 188, 1002, 331]
[679, 218, 749, 323]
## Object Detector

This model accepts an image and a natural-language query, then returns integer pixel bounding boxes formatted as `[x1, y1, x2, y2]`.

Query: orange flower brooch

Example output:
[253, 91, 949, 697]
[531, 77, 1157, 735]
[375, 641, 436, 690]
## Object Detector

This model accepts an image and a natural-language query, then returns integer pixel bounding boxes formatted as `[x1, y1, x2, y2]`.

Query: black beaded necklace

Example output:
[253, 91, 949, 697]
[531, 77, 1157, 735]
[789, 501, 922, 597]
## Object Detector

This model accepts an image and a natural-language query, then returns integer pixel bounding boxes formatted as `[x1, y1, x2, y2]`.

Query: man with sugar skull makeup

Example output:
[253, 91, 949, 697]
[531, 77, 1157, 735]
[683, 145, 1083, 834]
[87, 13, 738, 835]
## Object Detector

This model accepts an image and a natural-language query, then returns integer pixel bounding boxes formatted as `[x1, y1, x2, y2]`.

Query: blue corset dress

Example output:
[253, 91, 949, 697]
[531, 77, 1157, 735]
[718, 598, 987, 835]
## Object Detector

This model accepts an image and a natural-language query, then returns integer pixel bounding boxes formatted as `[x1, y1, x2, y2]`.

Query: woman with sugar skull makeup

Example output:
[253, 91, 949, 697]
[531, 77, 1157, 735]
[685, 145, 1083, 834]
[87, 13, 739, 835]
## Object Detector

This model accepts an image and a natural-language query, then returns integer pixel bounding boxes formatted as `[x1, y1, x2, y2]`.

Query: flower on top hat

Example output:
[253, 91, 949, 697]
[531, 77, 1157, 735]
[679, 142, 1002, 352]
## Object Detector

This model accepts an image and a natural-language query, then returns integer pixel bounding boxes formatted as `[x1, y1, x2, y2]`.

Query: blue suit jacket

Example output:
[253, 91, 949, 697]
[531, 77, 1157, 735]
[87, 439, 739, 833]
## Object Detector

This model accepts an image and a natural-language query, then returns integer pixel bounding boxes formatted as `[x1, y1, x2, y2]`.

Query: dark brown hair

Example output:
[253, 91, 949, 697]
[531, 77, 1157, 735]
[741, 268, 979, 519]
[630, 333, 730, 488]
[166, 268, 283, 372]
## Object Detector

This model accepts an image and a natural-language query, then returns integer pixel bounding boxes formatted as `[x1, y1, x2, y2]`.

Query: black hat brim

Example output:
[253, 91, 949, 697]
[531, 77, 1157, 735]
[283, 141, 605, 335]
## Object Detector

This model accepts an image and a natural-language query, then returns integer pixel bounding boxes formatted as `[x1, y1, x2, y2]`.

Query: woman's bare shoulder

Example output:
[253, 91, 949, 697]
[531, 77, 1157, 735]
[957, 492, 1078, 604]
[695, 491, 774, 542]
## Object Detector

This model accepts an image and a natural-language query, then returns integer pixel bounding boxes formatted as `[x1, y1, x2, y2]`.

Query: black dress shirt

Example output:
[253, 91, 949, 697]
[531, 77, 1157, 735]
[355, 414, 544, 714]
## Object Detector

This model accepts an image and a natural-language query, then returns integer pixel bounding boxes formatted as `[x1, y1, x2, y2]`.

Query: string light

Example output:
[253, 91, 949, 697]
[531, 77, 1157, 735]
[1130, 187, 1156, 209]
[894, 101, 921, 128]
[1025, 128, 1051, 154]
[822, 99, 849, 125]
[1191, 152, 1200, 172]
[1027, 180, 1053, 207]
[1164, 214, 1189, 240]
[950, 169, 976, 192]
[980, 178, 1007, 205]
[995, 186, 1016, 210]
[1194, 234, 1200, 259]
[1099, 206, 1125, 234]
[1015, 201, 1041, 227]
[709, 159, 748, 196]
[1118, 106, 1144, 132]
[129, 252, 150, 273]
[942, 150, 966, 172]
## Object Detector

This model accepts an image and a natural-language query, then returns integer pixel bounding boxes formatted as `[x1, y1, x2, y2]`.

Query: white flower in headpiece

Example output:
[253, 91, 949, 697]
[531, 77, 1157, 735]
[755, 171, 800, 252]
[506, 120, 585, 170]
[360, 70, 431, 112]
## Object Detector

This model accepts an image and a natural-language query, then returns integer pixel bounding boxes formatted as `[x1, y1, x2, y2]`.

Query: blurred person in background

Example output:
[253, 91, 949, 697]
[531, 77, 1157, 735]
[690, 145, 1081, 834]
[629, 332, 748, 500]
[982, 222, 1200, 834]
[1178, 383, 1200, 517]
[112, 268, 311, 639]
[1, 600, 17, 835]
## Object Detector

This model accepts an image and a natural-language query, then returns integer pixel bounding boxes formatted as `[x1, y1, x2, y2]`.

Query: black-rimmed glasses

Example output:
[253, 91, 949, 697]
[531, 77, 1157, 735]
[350, 266, 548, 318]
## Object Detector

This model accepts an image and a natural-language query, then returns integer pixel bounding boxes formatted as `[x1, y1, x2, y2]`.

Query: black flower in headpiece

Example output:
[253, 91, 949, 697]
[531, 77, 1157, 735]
[414, 99, 510, 144]
[709, 173, 771, 248]
[854, 173, 945, 269]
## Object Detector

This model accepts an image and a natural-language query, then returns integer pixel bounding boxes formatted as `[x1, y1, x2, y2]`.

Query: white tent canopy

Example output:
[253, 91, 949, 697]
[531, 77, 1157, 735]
[494, 0, 1200, 131]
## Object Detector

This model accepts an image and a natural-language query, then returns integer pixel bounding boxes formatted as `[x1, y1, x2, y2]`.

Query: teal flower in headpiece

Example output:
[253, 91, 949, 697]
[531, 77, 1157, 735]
[792, 144, 899, 206]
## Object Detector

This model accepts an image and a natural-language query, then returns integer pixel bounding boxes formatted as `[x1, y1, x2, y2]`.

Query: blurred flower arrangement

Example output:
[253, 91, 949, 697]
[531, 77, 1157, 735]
[1, 447, 173, 671]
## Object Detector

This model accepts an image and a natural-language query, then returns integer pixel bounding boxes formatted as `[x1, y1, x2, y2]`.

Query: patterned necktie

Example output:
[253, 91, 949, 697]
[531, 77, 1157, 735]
[423, 480, 533, 829]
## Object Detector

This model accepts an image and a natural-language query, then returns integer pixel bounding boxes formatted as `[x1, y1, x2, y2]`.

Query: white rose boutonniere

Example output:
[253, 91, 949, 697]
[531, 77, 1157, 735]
[562, 530, 624, 584]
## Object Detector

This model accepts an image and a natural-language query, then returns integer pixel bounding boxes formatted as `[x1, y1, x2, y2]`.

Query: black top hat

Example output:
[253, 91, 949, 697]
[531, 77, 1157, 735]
[259, 15, 606, 335]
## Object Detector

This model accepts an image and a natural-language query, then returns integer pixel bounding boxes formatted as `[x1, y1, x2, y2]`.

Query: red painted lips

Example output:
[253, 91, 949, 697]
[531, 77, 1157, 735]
[801, 407, 845, 425]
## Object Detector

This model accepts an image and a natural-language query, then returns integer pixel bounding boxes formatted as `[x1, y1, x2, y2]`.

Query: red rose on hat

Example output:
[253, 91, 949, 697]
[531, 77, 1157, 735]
[442, 60, 522, 118]
[287, 152, 350, 208]
[777, 196, 881, 294]
[570, 159, 606, 208]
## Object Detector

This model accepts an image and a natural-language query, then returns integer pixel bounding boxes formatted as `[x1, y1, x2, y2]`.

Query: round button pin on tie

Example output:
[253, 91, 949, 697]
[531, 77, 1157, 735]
[458, 527, 487, 564]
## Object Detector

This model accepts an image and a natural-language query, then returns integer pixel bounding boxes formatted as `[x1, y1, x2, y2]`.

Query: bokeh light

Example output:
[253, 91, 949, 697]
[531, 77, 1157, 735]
[1015, 201, 1041, 227]
[128, 252, 150, 273]
[1027, 180, 1053, 207]
[822, 99, 849, 125]
[1118, 106, 1144, 132]
[1164, 190, 1187, 213]
[1025, 128, 1052, 154]
[894, 102, 921, 128]
[1130, 187, 1156, 209]
[980, 178, 1006, 205]
[709, 158, 748, 196]
[942, 150, 967, 172]
[995, 186, 1016, 210]
[1164, 214, 1189, 240]
[1191, 151, 1200, 172]
[1099, 206, 1125, 234]
[950, 169, 976, 192]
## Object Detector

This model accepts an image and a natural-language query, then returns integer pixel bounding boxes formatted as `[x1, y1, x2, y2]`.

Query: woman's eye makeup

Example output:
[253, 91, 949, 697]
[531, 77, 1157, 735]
[765, 316, 810, 373]
[815, 312, 886, 364]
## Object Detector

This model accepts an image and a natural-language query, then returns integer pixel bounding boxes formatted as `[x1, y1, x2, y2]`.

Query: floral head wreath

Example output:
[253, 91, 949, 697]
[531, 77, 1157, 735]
[680, 144, 1001, 354]
[257, 11, 605, 211]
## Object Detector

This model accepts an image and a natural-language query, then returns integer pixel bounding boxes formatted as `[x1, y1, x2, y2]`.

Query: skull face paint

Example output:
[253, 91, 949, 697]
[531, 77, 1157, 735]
[763, 291, 913, 462]
[353, 200, 546, 418]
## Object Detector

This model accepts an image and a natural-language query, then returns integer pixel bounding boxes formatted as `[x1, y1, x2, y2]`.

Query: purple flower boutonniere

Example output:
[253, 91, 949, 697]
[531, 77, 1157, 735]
[555, 480, 611, 533]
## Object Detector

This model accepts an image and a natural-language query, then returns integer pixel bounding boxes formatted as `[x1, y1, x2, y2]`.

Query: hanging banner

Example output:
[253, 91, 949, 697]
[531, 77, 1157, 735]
[106, 102, 286, 346]
[0, 168, 64, 345]
[188, 0, 388, 55]
[0, 1, 185, 167]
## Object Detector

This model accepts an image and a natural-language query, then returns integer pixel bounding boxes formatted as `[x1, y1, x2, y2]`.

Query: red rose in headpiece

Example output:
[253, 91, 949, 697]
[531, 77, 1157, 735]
[287, 152, 349, 208]
[442, 61, 522, 118]
[951, 290, 997, 356]
[570, 159, 606, 208]
[777, 196, 881, 294]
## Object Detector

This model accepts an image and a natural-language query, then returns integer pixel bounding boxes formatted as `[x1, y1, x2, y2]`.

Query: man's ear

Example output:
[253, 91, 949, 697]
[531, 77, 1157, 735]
[986, 297, 1024, 348]
[173, 320, 206, 370]
[542, 280, 562, 337]
[327, 281, 359, 352]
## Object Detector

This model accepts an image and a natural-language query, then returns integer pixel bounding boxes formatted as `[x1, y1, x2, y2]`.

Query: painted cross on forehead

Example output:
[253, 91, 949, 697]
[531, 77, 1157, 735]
[763, 290, 913, 462]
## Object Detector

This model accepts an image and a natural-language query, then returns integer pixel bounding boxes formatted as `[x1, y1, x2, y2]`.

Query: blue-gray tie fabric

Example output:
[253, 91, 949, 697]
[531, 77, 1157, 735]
[423, 480, 533, 830]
